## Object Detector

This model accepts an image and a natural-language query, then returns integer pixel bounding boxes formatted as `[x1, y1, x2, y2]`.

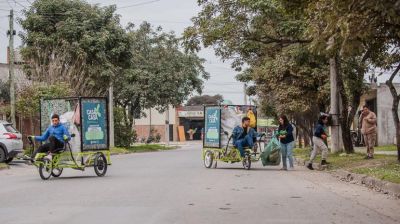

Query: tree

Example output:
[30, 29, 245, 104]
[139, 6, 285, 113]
[16, 83, 73, 118]
[0, 80, 10, 104]
[298, 0, 400, 159]
[186, 94, 223, 106]
[16, 83, 73, 135]
[113, 22, 209, 129]
[184, 0, 372, 153]
[184, 0, 329, 144]
[19, 0, 132, 96]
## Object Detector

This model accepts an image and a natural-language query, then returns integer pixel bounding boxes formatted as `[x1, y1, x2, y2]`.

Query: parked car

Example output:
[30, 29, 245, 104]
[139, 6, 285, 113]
[0, 121, 23, 163]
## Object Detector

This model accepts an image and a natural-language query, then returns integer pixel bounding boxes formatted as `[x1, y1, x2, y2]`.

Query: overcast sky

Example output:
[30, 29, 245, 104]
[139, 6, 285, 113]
[0, 0, 397, 105]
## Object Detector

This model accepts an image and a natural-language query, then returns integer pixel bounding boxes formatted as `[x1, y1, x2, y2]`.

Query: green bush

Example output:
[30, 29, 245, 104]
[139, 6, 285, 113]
[114, 107, 137, 147]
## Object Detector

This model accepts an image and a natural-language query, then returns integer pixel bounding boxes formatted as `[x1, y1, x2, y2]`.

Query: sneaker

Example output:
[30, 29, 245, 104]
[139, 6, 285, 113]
[306, 163, 314, 170]
[321, 160, 330, 165]
[289, 167, 295, 170]
[280, 167, 288, 171]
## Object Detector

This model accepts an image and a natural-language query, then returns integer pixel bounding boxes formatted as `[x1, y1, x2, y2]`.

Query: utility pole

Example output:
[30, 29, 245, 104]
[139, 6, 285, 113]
[329, 55, 341, 153]
[244, 83, 247, 105]
[8, 10, 16, 126]
[108, 84, 115, 147]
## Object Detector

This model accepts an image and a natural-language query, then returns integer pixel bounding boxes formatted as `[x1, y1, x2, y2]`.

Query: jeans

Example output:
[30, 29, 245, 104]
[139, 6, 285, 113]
[234, 135, 254, 157]
[280, 141, 294, 169]
[32, 136, 64, 159]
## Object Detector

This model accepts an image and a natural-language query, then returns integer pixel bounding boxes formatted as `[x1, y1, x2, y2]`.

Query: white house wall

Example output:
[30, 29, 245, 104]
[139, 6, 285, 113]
[134, 106, 176, 125]
[376, 84, 400, 145]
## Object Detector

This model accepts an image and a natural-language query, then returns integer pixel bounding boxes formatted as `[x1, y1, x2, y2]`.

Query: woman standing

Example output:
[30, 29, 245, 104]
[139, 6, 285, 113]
[278, 115, 295, 170]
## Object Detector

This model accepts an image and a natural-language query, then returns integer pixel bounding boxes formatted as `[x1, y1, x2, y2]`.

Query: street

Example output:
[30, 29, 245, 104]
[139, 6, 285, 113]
[0, 143, 399, 224]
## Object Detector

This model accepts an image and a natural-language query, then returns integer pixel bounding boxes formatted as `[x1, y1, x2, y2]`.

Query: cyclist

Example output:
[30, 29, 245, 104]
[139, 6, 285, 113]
[30, 114, 71, 161]
[232, 117, 257, 158]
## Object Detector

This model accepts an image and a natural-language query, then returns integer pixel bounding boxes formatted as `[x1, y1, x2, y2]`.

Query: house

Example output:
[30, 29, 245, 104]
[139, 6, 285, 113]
[357, 83, 400, 146]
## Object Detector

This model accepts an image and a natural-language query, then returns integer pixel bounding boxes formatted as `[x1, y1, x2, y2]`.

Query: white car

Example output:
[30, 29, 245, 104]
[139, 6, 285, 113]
[0, 121, 23, 163]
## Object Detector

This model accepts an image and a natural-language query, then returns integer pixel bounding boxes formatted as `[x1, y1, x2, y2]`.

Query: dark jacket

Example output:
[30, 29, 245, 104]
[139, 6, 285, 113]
[314, 123, 327, 139]
[278, 124, 294, 144]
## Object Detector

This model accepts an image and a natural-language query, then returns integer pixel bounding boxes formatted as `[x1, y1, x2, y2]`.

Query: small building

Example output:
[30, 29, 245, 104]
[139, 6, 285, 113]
[176, 105, 204, 141]
[133, 106, 178, 142]
[357, 83, 400, 146]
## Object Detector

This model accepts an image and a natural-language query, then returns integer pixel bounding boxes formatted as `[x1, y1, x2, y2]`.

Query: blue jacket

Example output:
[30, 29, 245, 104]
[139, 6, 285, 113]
[232, 125, 257, 145]
[36, 123, 71, 143]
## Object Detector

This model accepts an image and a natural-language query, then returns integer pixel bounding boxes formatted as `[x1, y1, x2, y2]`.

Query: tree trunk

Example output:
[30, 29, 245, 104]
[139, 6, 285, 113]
[386, 64, 400, 162]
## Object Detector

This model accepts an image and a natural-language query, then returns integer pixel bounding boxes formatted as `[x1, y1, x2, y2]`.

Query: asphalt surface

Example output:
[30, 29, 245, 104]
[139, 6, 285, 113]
[0, 143, 399, 224]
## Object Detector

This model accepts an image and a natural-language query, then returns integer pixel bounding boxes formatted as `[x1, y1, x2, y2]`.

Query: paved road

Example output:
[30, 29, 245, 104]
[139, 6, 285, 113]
[1, 144, 399, 224]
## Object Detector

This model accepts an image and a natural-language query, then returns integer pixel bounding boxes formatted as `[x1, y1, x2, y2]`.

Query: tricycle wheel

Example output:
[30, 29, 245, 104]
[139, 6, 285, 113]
[51, 168, 63, 177]
[243, 155, 251, 170]
[204, 150, 214, 168]
[94, 153, 107, 177]
[39, 158, 53, 180]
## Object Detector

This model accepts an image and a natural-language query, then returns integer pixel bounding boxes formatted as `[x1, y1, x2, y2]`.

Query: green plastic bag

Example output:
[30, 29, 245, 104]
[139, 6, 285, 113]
[261, 137, 281, 166]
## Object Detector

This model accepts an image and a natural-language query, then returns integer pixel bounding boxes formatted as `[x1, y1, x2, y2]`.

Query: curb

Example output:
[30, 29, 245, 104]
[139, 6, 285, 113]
[294, 157, 400, 198]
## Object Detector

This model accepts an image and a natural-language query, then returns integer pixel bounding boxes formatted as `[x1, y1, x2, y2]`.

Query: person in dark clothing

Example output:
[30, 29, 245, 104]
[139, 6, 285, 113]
[232, 117, 257, 158]
[277, 115, 295, 170]
[307, 114, 329, 170]
[30, 114, 70, 161]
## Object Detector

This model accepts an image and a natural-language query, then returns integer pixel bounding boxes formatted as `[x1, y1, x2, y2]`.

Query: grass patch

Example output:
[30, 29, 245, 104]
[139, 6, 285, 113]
[374, 145, 398, 151]
[293, 147, 400, 184]
[352, 162, 400, 184]
[0, 163, 8, 169]
[111, 144, 177, 155]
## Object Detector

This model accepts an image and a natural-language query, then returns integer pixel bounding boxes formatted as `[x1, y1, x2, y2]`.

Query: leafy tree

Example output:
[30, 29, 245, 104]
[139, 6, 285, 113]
[19, 0, 132, 96]
[113, 22, 209, 129]
[15, 83, 72, 135]
[0, 80, 10, 104]
[186, 94, 223, 106]
[16, 83, 73, 117]
[300, 0, 400, 160]
[184, 0, 373, 153]
[184, 0, 328, 143]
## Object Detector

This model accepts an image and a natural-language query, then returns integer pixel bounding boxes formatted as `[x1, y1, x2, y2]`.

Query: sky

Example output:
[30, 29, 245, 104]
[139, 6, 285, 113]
[0, 0, 397, 105]
[0, 0, 246, 104]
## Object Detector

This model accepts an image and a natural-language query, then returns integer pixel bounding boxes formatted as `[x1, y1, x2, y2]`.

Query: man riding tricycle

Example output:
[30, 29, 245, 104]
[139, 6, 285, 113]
[202, 105, 279, 170]
[26, 97, 111, 180]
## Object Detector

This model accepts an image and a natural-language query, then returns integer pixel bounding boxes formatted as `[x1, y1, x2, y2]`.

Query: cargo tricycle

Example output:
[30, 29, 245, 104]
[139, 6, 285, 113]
[29, 97, 111, 180]
[202, 105, 271, 170]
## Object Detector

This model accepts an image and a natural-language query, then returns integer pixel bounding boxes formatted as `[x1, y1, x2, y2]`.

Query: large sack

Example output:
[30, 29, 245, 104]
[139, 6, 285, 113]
[247, 110, 256, 128]
[261, 137, 281, 166]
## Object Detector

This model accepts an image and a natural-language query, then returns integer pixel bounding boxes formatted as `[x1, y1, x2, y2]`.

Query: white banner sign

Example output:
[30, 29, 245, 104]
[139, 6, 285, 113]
[178, 111, 204, 118]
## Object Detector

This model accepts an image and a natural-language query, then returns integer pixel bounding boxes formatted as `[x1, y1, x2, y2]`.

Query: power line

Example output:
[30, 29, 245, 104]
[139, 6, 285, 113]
[117, 0, 161, 9]
[12, 0, 27, 9]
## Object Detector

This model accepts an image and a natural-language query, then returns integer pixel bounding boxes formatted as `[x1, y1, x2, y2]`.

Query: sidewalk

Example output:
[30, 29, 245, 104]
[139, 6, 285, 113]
[135, 140, 202, 147]
[354, 147, 397, 155]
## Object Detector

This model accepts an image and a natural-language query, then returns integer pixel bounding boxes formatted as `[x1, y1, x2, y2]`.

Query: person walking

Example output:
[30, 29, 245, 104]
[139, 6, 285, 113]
[307, 114, 329, 170]
[360, 105, 377, 159]
[277, 115, 295, 170]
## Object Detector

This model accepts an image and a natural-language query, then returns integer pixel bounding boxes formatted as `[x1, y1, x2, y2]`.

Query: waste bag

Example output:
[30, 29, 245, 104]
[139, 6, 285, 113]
[261, 137, 281, 166]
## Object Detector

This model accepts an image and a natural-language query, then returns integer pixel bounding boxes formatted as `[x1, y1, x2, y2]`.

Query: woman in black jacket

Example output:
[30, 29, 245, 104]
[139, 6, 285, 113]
[277, 115, 295, 170]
